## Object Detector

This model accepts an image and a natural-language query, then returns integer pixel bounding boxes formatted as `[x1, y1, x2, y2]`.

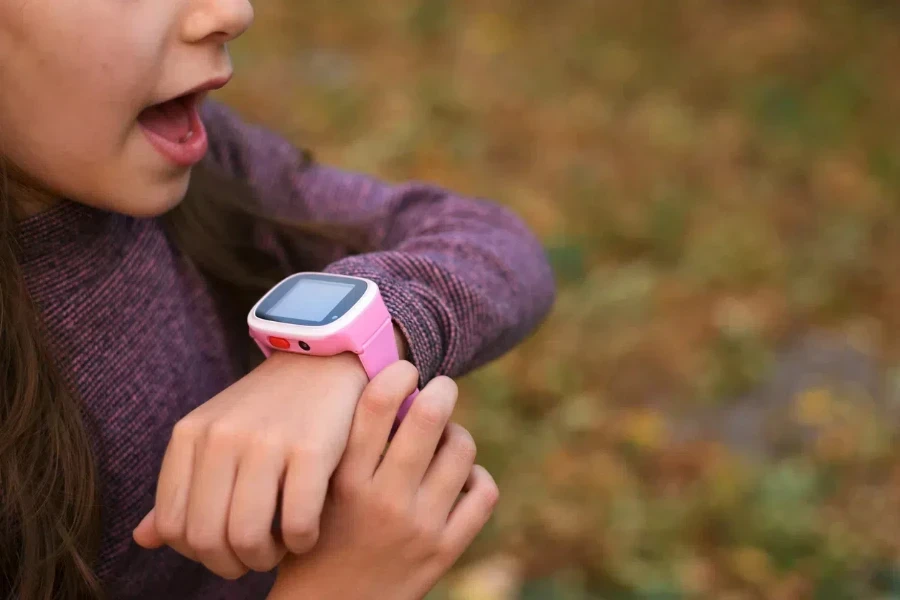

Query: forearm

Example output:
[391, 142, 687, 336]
[325, 214, 555, 382]
[200, 101, 553, 381]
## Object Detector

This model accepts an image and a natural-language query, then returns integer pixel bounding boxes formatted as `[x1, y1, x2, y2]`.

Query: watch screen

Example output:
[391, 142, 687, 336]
[269, 279, 355, 322]
[255, 273, 368, 326]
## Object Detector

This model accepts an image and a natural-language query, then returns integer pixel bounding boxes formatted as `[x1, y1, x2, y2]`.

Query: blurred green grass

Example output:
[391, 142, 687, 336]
[220, 1, 900, 597]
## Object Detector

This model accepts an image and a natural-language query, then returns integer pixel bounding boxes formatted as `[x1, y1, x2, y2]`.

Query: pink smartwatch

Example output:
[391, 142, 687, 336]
[247, 272, 418, 423]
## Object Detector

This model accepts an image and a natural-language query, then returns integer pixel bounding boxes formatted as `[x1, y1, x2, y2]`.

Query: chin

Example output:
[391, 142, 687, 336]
[105, 170, 192, 218]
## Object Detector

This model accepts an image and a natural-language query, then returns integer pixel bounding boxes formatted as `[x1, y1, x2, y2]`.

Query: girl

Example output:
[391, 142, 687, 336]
[0, 0, 555, 597]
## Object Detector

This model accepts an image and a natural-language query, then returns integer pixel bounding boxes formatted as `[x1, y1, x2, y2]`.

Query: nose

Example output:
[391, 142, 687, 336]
[181, 0, 254, 45]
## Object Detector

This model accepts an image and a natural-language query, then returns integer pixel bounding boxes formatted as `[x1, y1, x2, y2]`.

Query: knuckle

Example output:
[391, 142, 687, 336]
[171, 419, 203, 443]
[248, 431, 287, 456]
[371, 493, 407, 523]
[229, 531, 276, 571]
[185, 526, 221, 555]
[360, 386, 396, 417]
[228, 526, 268, 556]
[154, 512, 184, 542]
[413, 401, 450, 430]
[206, 421, 248, 448]
[281, 515, 320, 551]
[287, 442, 322, 466]
[447, 425, 477, 464]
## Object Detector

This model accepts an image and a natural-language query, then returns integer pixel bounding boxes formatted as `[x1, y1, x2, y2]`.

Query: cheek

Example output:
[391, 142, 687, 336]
[0, 58, 131, 201]
[0, 0, 186, 214]
[0, 11, 163, 204]
[2, 0, 159, 141]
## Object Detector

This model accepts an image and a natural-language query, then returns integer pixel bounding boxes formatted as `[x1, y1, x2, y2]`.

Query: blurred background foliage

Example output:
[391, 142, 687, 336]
[219, 1, 900, 598]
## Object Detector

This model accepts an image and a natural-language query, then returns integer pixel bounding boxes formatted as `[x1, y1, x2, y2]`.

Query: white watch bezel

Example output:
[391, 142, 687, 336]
[246, 273, 379, 339]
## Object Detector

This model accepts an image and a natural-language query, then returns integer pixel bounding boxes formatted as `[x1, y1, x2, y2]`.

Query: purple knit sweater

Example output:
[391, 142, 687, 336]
[14, 101, 555, 599]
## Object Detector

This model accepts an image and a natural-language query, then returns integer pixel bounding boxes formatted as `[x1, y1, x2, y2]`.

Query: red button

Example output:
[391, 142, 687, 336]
[268, 336, 290, 350]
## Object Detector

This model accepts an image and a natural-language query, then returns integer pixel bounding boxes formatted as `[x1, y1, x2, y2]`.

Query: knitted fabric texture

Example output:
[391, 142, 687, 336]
[14, 101, 556, 599]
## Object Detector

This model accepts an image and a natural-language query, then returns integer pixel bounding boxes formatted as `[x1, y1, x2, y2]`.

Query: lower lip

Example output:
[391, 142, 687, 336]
[138, 99, 208, 167]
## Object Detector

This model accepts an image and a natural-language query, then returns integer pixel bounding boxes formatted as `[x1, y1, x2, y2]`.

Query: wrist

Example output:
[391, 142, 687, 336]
[249, 273, 411, 380]
[260, 322, 408, 387]
[263, 347, 369, 391]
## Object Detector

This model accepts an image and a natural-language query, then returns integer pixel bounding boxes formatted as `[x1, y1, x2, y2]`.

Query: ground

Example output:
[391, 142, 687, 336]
[218, 2, 900, 597]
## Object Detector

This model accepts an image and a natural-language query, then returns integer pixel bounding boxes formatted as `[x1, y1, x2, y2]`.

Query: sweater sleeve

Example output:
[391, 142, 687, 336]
[200, 100, 556, 383]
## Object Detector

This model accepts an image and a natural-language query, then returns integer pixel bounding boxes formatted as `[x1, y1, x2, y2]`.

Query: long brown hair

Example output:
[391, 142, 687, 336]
[0, 155, 366, 598]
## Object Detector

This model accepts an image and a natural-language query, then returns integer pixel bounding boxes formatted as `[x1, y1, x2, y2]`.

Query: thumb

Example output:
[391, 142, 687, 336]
[132, 508, 164, 549]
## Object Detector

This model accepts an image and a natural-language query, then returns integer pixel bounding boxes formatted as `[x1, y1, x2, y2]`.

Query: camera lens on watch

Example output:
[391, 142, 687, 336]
[298, 341, 311, 351]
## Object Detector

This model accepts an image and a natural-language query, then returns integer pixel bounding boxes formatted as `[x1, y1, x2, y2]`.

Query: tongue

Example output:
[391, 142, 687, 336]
[138, 98, 191, 143]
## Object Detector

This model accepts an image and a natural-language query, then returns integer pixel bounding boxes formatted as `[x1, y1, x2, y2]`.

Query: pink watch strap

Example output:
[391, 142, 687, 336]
[358, 318, 419, 423]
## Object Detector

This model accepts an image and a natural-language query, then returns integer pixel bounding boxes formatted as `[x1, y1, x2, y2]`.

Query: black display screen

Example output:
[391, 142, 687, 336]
[255, 274, 367, 326]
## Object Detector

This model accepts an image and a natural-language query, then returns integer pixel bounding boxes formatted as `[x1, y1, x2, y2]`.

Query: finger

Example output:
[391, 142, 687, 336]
[184, 429, 247, 579]
[153, 422, 200, 561]
[417, 424, 477, 521]
[279, 448, 331, 554]
[374, 377, 458, 498]
[390, 388, 419, 438]
[228, 442, 288, 572]
[337, 361, 420, 484]
[441, 466, 499, 559]
[132, 508, 163, 549]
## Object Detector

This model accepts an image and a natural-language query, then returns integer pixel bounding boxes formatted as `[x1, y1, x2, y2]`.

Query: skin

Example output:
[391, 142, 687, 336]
[1, 0, 498, 591]
[268, 363, 499, 600]
[0, 0, 250, 217]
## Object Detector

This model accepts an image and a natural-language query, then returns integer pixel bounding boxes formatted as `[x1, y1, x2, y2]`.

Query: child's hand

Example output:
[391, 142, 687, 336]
[267, 365, 499, 600]
[132, 345, 411, 579]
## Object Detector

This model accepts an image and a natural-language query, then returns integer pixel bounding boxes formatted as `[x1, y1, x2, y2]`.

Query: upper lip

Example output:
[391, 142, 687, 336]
[149, 73, 233, 108]
[182, 74, 233, 97]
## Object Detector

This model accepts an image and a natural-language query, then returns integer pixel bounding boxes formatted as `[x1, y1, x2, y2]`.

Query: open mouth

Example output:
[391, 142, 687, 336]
[137, 92, 209, 167]
[139, 93, 200, 144]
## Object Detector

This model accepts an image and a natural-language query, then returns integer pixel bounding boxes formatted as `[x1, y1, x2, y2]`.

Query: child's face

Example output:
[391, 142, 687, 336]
[0, 0, 253, 217]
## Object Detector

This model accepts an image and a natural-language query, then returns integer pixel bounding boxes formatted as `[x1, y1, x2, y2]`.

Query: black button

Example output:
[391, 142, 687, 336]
[298, 341, 311, 351]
